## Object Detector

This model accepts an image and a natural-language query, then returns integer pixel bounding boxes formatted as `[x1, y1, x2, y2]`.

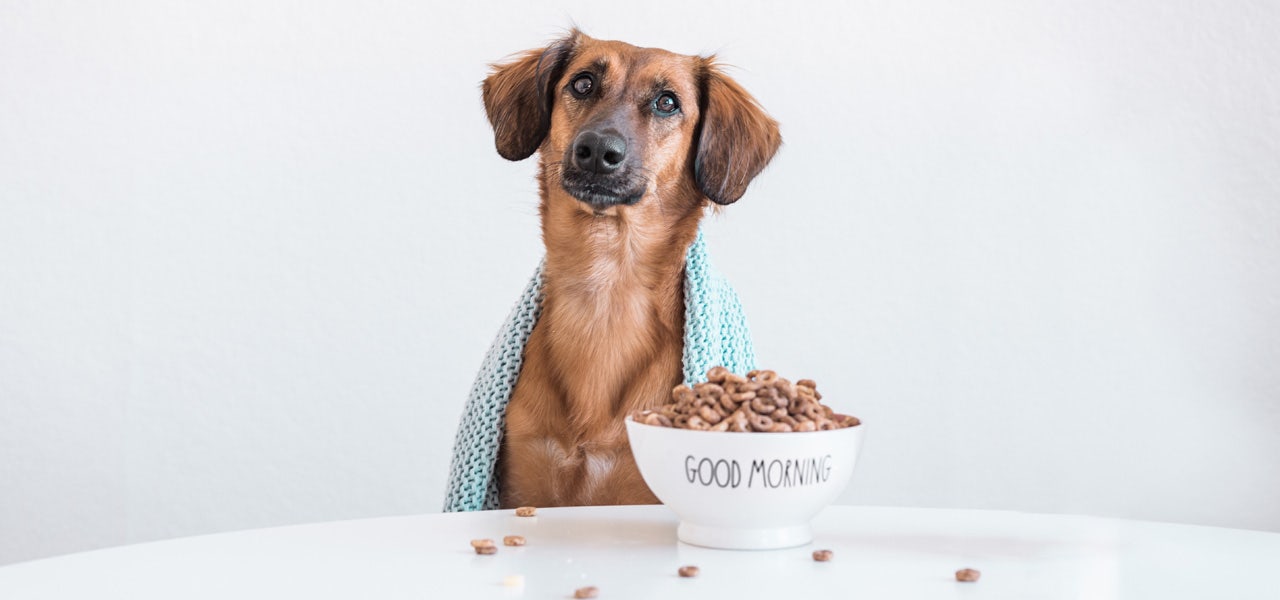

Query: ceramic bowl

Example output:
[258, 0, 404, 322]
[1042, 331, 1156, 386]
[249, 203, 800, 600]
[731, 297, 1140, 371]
[625, 418, 865, 550]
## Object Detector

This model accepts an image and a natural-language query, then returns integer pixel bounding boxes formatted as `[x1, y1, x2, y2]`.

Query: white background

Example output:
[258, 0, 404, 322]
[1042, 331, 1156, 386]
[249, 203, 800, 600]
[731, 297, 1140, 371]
[2, 0, 1277, 566]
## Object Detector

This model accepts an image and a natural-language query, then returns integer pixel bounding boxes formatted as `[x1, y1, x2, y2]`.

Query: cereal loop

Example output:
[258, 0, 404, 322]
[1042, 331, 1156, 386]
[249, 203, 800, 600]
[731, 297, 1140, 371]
[956, 568, 981, 582]
[802, 404, 824, 421]
[698, 405, 723, 425]
[774, 378, 795, 400]
[693, 382, 724, 398]
[644, 412, 672, 427]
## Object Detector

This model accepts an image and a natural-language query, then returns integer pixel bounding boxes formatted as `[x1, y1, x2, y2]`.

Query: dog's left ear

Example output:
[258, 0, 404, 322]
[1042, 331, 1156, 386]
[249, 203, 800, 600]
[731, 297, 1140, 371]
[693, 60, 782, 205]
[482, 31, 580, 161]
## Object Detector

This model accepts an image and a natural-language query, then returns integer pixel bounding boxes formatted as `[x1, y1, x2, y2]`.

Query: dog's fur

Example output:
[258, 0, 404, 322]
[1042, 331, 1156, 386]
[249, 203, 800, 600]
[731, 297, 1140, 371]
[481, 30, 780, 508]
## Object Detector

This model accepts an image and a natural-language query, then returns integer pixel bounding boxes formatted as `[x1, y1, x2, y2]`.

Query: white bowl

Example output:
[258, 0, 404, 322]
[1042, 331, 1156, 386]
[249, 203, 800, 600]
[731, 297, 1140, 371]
[625, 419, 865, 550]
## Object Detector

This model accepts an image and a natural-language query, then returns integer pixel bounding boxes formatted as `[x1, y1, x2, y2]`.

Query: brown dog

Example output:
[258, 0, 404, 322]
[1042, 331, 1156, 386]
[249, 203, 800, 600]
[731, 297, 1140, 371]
[481, 30, 780, 508]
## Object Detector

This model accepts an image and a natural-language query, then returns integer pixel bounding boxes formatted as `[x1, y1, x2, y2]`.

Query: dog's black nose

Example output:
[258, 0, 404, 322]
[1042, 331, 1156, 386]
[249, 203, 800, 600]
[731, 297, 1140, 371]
[572, 129, 627, 174]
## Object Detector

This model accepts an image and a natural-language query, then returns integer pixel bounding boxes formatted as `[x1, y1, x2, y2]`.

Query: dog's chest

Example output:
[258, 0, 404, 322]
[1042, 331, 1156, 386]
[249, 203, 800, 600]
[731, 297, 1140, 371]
[533, 436, 631, 502]
[538, 438, 618, 476]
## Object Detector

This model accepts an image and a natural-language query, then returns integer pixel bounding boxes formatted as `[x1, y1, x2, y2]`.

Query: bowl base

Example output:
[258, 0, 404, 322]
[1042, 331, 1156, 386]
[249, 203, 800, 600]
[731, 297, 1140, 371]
[677, 521, 812, 550]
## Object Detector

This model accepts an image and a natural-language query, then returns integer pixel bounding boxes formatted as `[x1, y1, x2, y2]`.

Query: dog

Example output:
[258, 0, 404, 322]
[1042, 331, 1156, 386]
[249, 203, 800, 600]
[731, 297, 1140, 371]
[481, 30, 781, 508]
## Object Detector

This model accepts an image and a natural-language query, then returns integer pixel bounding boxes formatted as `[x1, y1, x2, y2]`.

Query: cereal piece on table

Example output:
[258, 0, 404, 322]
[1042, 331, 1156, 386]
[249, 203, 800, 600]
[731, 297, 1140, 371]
[677, 565, 700, 577]
[956, 568, 981, 582]
[469, 538, 494, 549]
[474, 545, 497, 555]
[515, 506, 537, 517]
[812, 549, 834, 562]
[574, 585, 599, 598]
[503, 535, 526, 546]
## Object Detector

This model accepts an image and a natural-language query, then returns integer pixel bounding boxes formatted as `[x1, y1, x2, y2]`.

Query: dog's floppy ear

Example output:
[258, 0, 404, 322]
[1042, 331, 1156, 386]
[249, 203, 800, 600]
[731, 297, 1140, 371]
[693, 60, 782, 205]
[482, 31, 580, 161]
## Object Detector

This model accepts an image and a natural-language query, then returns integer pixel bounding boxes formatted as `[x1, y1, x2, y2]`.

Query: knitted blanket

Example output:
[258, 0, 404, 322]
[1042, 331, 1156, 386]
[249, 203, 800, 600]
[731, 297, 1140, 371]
[442, 229, 756, 511]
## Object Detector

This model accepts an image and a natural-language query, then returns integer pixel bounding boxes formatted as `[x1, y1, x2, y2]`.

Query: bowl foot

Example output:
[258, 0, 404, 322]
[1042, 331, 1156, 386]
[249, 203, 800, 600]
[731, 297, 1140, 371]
[677, 521, 812, 550]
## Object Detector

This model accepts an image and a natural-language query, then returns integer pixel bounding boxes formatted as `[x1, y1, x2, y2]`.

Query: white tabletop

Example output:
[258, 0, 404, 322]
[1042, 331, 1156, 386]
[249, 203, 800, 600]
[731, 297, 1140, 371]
[1, 505, 1277, 599]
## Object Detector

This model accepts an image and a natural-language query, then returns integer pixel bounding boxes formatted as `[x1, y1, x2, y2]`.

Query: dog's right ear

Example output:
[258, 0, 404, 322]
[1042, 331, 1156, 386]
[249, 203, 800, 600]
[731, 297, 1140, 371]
[482, 31, 580, 161]
[693, 59, 782, 205]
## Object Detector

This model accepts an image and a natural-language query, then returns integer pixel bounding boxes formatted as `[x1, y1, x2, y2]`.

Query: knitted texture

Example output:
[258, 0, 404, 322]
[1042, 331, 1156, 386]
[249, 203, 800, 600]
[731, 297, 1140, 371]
[442, 230, 755, 512]
[682, 231, 757, 383]
[442, 263, 544, 512]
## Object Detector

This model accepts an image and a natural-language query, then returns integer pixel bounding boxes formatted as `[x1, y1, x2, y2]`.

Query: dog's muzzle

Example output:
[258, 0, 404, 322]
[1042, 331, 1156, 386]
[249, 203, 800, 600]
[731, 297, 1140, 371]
[560, 127, 645, 208]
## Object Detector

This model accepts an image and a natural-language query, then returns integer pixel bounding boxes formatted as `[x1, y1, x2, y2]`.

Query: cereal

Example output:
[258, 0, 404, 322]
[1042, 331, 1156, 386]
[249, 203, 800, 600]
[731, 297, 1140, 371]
[955, 568, 981, 582]
[677, 565, 700, 577]
[633, 368, 858, 433]
[812, 549, 834, 562]
[515, 506, 537, 517]
[503, 535, 526, 546]
[574, 585, 599, 598]
[470, 538, 498, 555]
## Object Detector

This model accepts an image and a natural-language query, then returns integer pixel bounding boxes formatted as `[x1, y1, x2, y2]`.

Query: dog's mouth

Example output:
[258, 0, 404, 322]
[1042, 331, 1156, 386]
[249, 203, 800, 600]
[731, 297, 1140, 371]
[559, 169, 646, 210]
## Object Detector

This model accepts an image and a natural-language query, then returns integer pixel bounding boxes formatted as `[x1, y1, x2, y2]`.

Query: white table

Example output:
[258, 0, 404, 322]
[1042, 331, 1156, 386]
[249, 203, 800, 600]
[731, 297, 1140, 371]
[1, 505, 1277, 599]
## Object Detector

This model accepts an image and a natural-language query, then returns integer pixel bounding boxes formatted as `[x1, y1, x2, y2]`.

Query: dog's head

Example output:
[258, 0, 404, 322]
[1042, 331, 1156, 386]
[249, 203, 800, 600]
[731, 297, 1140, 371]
[482, 30, 781, 214]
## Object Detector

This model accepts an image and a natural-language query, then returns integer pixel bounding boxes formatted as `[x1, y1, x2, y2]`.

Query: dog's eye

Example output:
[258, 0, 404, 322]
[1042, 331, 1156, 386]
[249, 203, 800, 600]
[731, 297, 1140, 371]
[570, 73, 595, 98]
[653, 92, 680, 116]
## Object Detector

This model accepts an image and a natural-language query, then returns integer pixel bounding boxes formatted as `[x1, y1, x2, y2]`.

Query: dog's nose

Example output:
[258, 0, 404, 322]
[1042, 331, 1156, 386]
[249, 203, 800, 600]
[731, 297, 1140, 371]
[572, 129, 627, 174]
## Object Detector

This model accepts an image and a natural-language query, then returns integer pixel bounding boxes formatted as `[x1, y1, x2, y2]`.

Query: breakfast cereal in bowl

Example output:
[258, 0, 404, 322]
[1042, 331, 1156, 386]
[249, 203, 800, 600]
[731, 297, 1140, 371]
[626, 367, 865, 550]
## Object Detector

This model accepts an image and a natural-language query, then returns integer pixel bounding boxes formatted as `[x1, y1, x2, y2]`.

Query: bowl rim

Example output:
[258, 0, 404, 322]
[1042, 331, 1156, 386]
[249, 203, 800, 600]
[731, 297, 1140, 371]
[625, 417, 863, 438]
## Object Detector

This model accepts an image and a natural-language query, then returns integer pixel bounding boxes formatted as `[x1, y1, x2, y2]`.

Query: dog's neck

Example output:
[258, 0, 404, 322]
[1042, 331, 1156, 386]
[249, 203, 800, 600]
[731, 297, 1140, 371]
[534, 191, 703, 425]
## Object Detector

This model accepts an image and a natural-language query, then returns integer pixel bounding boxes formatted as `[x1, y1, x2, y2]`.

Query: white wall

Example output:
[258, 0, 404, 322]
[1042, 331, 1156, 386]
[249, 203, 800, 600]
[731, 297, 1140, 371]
[2, 0, 1277, 565]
